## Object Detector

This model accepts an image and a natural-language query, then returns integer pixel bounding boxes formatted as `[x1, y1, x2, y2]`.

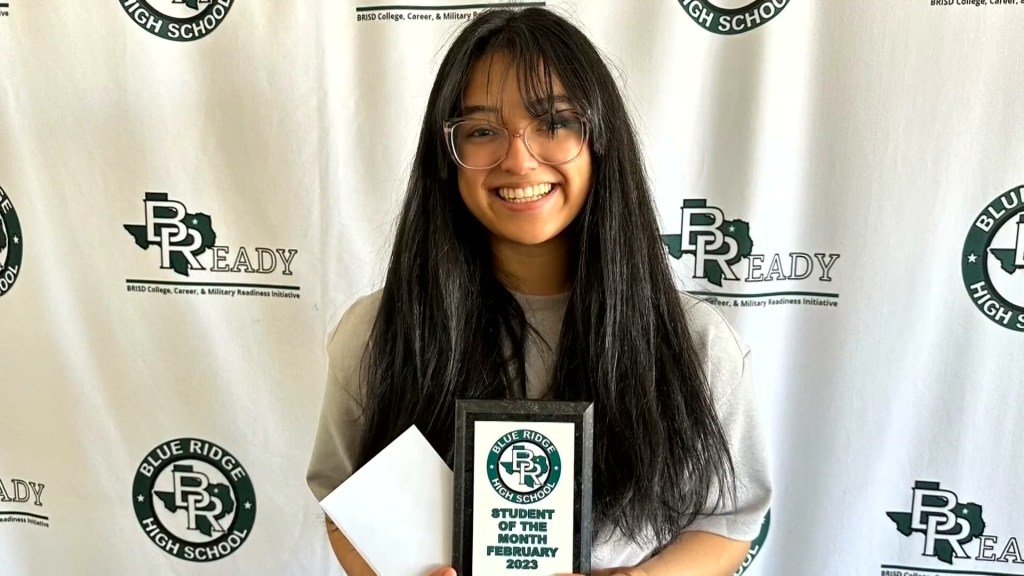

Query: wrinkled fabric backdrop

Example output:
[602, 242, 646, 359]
[1, 1, 1023, 574]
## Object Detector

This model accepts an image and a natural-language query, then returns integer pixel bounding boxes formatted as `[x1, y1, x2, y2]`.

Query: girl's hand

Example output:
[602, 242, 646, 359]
[427, 568, 456, 576]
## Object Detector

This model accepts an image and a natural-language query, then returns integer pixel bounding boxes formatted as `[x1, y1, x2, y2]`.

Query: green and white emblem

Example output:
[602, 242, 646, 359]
[0, 184, 22, 298]
[677, 0, 791, 35]
[118, 0, 233, 42]
[962, 185, 1024, 332]
[487, 429, 562, 505]
[133, 438, 256, 562]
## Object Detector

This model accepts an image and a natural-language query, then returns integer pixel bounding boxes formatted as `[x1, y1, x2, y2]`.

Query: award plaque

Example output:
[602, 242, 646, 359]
[452, 400, 594, 576]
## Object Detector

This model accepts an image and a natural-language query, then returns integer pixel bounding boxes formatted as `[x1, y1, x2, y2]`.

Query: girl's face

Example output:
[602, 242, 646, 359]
[454, 53, 593, 249]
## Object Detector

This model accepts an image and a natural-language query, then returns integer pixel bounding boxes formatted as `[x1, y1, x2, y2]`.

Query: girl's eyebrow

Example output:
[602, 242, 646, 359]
[460, 95, 574, 118]
[461, 104, 500, 117]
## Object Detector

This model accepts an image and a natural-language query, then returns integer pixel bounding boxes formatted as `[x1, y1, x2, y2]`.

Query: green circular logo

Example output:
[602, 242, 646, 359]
[132, 438, 256, 562]
[0, 184, 23, 298]
[487, 429, 562, 505]
[962, 186, 1024, 332]
[677, 0, 791, 35]
[118, 0, 233, 42]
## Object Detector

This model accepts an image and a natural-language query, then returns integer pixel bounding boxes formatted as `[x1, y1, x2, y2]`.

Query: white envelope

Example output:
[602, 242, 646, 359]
[320, 425, 453, 576]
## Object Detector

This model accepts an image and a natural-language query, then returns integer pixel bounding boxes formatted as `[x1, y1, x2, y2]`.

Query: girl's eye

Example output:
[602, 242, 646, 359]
[537, 113, 580, 133]
[465, 125, 500, 139]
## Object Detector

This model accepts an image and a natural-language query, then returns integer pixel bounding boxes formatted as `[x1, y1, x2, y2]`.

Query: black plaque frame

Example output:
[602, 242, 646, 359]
[452, 399, 594, 576]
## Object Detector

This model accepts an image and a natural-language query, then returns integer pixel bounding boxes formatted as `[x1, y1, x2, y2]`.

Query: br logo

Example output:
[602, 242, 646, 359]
[124, 192, 217, 277]
[662, 199, 840, 289]
[487, 430, 562, 504]
[963, 185, 1024, 332]
[887, 481, 985, 565]
[676, 0, 790, 35]
[123, 192, 299, 280]
[0, 184, 23, 298]
[118, 0, 233, 42]
[662, 199, 753, 286]
[133, 438, 256, 562]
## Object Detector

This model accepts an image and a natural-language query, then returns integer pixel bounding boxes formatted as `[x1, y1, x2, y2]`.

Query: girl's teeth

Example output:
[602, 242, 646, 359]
[497, 183, 554, 203]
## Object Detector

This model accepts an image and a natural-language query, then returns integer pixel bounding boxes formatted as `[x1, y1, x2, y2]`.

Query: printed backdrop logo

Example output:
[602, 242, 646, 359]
[0, 184, 23, 298]
[487, 429, 561, 505]
[123, 192, 301, 299]
[676, 0, 790, 35]
[0, 475, 48, 528]
[133, 438, 256, 562]
[882, 481, 1023, 573]
[0, 1, 10, 18]
[662, 199, 840, 308]
[119, 0, 232, 41]
[962, 185, 1024, 332]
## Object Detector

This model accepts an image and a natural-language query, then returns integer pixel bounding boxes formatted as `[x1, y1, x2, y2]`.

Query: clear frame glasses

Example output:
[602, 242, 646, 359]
[443, 110, 589, 170]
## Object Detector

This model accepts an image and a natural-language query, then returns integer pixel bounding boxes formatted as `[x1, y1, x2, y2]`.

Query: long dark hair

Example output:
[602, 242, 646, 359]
[355, 7, 734, 547]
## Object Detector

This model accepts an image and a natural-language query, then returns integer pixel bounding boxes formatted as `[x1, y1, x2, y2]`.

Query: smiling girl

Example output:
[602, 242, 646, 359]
[307, 7, 771, 575]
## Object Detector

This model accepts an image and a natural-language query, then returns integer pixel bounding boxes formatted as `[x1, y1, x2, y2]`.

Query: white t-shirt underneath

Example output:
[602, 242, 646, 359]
[306, 290, 772, 571]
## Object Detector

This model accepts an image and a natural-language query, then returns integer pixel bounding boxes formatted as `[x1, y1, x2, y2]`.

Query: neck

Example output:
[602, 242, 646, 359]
[491, 235, 573, 296]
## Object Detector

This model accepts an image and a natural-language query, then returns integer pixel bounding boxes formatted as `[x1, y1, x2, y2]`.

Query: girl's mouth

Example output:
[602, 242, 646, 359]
[493, 183, 555, 204]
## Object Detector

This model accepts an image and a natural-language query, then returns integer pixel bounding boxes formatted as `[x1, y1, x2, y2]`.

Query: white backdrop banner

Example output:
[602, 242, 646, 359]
[1, 1, 1023, 575]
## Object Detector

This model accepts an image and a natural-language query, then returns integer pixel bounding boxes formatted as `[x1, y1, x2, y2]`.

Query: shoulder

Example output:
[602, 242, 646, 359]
[325, 290, 384, 377]
[307, 290, 385, 501]
[679, 292, 750, 402]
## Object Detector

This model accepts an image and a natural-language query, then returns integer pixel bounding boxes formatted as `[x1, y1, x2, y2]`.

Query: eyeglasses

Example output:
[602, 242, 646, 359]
[443, 110, 589, 170]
